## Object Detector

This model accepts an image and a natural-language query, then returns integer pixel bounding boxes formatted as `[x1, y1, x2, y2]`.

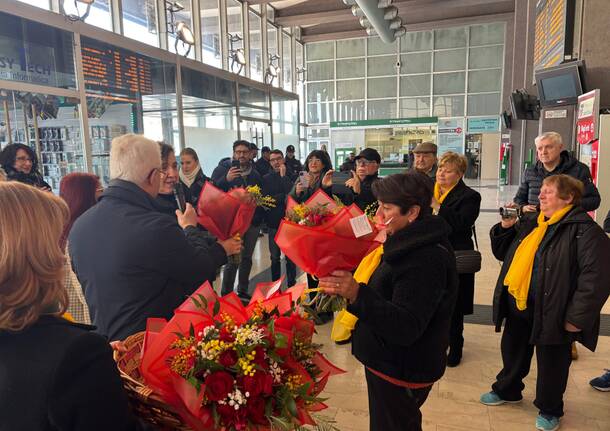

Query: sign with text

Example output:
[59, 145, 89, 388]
[467, 117, 500, 133]
[576, 89, 600, 145]
[437, 118, 465, 154]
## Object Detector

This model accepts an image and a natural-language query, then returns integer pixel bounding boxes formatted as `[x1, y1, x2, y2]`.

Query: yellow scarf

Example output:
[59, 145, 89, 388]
[331, 245, 384, 342]
[434, 182, 457, 205]
[504, 205, 573, 310]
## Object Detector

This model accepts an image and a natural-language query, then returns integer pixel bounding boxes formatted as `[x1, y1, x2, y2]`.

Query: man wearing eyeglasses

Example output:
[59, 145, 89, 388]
[344, 148, 381, 211]
[211, 140, 265, 300]
[262, 149, 297, 288]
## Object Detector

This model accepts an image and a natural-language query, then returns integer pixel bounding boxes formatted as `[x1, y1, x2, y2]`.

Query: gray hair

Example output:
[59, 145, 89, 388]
[109, 134, 161, 185]
[535, 131, 563, 147]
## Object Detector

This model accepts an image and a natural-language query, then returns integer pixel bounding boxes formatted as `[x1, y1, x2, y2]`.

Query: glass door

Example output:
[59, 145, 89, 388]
[239, 118, 272, 149]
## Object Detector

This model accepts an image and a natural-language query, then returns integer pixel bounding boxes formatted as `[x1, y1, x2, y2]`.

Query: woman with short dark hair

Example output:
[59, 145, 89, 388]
[481, 174, 610, 431]
[0, 143, 51, 190]
[319, 173, 458, 430]
[289, 149, 333, 202]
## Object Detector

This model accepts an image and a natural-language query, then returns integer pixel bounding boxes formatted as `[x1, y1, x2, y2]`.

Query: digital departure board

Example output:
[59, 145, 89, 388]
[533, 0, 570, 71]
[81, 39, 153, 103]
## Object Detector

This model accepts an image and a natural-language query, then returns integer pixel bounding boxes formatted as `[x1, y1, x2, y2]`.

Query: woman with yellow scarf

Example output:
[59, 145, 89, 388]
[480, 175, 610, 431]
[319, 173, 458, 431]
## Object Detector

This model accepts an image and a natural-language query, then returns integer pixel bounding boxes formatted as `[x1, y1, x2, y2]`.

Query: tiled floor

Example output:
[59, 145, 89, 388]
[232, 179, 610, 430]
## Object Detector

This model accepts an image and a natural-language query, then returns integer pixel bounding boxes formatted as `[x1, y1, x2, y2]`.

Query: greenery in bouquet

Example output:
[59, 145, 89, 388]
[167, 297, 339, 431]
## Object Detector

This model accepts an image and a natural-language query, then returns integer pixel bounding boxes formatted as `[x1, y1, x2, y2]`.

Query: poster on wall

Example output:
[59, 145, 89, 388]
[576, 89, 600, 145]
[437, 118, 465, 155]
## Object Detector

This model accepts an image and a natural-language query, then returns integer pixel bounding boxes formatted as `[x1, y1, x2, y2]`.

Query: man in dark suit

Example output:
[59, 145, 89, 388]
[255, 146, 272, 176]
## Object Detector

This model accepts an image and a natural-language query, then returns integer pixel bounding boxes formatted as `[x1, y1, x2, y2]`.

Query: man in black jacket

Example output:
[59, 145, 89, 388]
[284, 144, 303, 181]
[211, 140, 265, 299]
[263, 150, 297, 287]
[409, 141, 438, 184]
[255, 146, 272, 177]
[514, 131, 600, 212]
[69, 134, 227, 341]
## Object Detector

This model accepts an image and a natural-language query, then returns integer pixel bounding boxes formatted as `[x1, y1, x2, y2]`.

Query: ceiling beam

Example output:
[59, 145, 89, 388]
[302, 29, 368, 43]
[275, 9, 354, 27]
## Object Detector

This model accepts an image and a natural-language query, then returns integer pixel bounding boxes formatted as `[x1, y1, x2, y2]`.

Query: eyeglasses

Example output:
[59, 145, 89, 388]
[234, 150, 250, 156]
[356, 160, 377, 167]
[15, 156, 33, 163]
[269, 157, 283, 163]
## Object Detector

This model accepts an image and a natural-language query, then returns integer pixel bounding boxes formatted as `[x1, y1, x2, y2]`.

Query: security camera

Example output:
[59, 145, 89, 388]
[396, 60, 401, 68]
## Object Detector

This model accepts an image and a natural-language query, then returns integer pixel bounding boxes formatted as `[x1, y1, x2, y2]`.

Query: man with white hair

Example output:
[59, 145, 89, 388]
[69, 134, 228, 341]
[514, 131, 600, 212]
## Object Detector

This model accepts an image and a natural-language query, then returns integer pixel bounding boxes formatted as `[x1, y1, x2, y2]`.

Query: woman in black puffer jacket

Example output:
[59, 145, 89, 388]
[319, 173, 459, 431]
[0, 143, 51, 190]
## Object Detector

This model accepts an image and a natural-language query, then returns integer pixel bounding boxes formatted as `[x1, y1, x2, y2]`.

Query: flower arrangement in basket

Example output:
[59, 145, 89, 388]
[275, 190, 383, 314]
[115, 280, 344, 431]
[197, 182, 275, 264]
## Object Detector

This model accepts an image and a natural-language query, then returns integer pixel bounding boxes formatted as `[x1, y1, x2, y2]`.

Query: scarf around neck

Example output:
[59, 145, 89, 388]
[179, 164, 201, 187]
[504, 205, 574, 310]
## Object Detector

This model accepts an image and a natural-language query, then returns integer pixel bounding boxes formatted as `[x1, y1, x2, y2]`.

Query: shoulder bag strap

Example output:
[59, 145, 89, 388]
[472, 225, 479, 251]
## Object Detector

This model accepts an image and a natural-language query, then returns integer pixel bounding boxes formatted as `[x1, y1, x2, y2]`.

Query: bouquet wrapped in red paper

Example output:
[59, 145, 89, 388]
[275, 190, 382, 312]
[138, 280, 344, 431]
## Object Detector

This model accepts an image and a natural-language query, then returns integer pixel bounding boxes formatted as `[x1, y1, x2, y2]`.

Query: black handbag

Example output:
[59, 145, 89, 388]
[454, 226, 482, 274]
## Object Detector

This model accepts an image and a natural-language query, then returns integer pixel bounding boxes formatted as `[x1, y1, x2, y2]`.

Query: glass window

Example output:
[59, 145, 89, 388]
[400, 75, 430, 97]
[337, 79, 365, 100]
[468, 69, 502, 92]
[62, 0, 112, 30]
[433, 95, 464, 117]
[337, 58, 365, 79]
[272, 93, 299, 151]
[17, 0, 50, 9]
[239, 84, 270, 119]
[306, 41, 333, 61]
[401, 31, 433, 52]
[306, 61, 334, 81]
[0, 12, 77, 89]
[470, 23, 504, 46]
[336, 38, 365, 58]
[368, 77, 396, 99]
[201, 0, 222, 68]
[368, 55, 397, 77]
[307, 102, 332, 124]
[249, 10, 263, 81]
[282, 33, 292, 91]
[433, 48, 466, 72]
[266, 5, 275, 21]
[400, 52, 431, 74]
[122, 0, 159, 47]
[368, 36, 397, 55]
[267, 22, 278, 57]
[434, 27, 467, 49]
[307, 82, 334, 102]
[469, 45, 503, 69]
[467, 93, 501, 116]
[433, 72, 466, 95]
[368, 99, 396, 120]
[400, 97, 431, 118]
[227, 0, 243, 74]
[337, 101, 365, 121]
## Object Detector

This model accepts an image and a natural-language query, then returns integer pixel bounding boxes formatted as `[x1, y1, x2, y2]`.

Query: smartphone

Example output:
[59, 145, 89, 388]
[332, 171, 352, 186]
[231, 159, 241, 170]
[298, 171, 309, 187]
[173, 183, 187, 213]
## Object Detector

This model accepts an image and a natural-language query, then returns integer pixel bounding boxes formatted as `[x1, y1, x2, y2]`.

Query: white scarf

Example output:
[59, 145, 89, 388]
[179, 164, 201, 187]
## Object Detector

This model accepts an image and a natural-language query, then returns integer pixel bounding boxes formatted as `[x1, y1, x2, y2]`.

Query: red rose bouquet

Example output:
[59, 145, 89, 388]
[139, 280, 344, 431]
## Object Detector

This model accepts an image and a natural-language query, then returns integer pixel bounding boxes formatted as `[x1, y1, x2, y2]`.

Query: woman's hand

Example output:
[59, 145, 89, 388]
[295, 181, 305, 195]
[345, 171, 361, 194]
[501, 216, 518, 229]
[565, 321, 582, 332]
[319, 270, 360, 303]
[321, 170, 334, 188]
[110, 341, 127, 354]
[219, 237, 242, 256]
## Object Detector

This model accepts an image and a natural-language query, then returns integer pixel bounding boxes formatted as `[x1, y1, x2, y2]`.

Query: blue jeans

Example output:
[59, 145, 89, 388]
[221, 224, 260, 296]
[268, 228, 296, 287]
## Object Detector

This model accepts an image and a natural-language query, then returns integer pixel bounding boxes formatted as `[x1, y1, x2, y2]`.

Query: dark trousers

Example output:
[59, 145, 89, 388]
[221, 224, 260, 296]
[491, 298, 572, 417]
[268, 228, 297, 287]
[365, 368, 432, 431]
[449, 308, 464, 354]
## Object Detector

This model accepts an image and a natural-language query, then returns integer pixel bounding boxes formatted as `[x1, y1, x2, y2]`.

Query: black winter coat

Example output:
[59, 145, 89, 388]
[0, 316, 140, 431]
[514, 151, 601, 212]
[69, 180, 227, 341]
[604, 210, 610, 233]
[490, 207, 610, 351]
[254, 158, 272, 177]
[4, 166, 52, 190]
[437, 179, 481, 314]
[211, 159, 265, 226]
[180, 169, 211, 206]
[348, 216, 459, 384]
[262, 171, 293, 229]
[285, 156, 303, 181]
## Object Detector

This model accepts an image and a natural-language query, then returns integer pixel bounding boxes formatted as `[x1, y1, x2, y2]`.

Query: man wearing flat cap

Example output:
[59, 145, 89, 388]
[409, 141, 438, 183]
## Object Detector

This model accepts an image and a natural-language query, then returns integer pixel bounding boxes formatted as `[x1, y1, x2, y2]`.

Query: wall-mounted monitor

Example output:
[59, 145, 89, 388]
[510, 90, 540, 121]
[535, 60, 586, 107]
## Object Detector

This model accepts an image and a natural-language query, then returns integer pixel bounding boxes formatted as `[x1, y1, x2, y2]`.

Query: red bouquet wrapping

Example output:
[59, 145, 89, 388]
[275, 189, 381, 278]
[196, 182, 256, 241]
[139, 280, 345, 431]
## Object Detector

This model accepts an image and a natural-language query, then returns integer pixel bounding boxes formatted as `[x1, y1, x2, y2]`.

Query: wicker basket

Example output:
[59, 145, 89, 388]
[114, 332, 191, 431]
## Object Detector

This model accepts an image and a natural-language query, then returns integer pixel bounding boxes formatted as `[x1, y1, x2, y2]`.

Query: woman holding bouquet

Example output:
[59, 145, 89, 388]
[319, 173, 459, 431]
[289, 149, 334, 324]
[0, 182, 141, 431]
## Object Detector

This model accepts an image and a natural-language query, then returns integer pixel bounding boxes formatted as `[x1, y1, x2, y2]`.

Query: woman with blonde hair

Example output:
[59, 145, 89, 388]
[0, 182, 140, 431]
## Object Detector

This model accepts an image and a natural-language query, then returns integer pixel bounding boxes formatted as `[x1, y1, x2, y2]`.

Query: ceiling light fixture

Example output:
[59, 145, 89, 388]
[389, 17, 402, 30]
[165, 1, 194, 57]
[61, 0, 95, 21]
[394, 26, 407, 38]
[229, 33, 246, 74]
[352, 0, 407, 43]
[265, 54, 281, 85]
[351, 5, 364, 17]
[378, 0, 393, 7]
[383, 6, 398, 20]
